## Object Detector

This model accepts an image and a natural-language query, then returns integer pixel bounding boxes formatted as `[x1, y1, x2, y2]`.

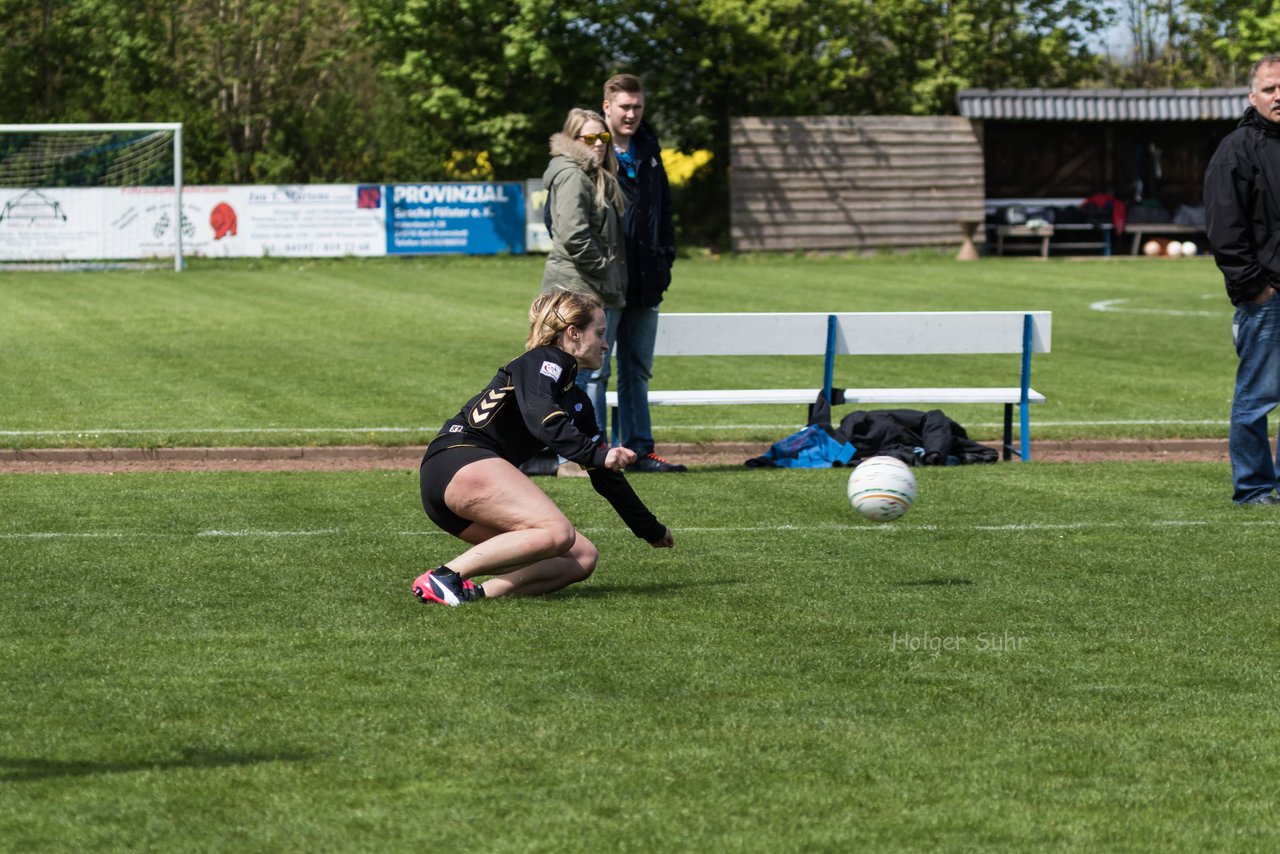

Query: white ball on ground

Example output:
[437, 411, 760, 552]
[1143, 240, 1161, 256]
[847, 456, 917, 522]
[1181, 240, 1197, 257]
[1166, 240, 1183, 257]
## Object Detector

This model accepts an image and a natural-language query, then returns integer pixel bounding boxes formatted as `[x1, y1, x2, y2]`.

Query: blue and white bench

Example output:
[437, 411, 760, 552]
[605, 311, 1052, 461]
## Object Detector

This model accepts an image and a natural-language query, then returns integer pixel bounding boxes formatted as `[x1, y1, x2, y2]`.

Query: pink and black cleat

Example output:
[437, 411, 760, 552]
[412, 568, 482, 606]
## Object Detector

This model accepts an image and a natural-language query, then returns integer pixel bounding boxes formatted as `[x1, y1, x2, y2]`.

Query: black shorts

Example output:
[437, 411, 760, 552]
[419, 442, 502, 537]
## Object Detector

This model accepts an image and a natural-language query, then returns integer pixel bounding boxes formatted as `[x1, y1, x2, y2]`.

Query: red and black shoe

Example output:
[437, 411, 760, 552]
[412, 568, 483, 606]
[627, 452, 687, 473]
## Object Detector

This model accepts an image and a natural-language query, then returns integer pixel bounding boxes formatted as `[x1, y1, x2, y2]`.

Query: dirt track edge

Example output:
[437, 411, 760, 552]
[0, 439, 1231, 473]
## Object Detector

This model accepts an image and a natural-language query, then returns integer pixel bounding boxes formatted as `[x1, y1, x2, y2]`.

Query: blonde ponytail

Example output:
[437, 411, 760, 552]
[527, 288, 604, 350]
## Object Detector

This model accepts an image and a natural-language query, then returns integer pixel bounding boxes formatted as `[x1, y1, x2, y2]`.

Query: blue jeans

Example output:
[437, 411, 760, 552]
[574, 304, 660, 453]
[613, 304, 660, 454]
[575, 307, 623, 437]
[1231, 295, 1280, 502]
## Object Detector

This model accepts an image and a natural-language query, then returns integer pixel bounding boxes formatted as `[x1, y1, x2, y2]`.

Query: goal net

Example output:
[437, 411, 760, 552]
[0, 123, 184, 271]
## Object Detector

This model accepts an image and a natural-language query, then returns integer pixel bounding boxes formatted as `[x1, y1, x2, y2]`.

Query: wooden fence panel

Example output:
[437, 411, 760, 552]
[730, 116, 985, 253]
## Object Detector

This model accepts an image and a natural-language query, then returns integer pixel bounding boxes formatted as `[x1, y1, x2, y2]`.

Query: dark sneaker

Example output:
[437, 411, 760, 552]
[628, 452, 687, 473]
[518, 450, 559, 477]
[412, 568, 481, 606]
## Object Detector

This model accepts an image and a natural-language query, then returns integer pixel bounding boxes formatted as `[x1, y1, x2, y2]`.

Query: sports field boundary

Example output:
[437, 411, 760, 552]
[0, 438, 1230, 473]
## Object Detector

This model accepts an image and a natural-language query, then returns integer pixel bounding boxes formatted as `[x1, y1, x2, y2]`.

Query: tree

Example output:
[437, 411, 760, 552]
[588, 0, 1108, 245]
[172, 0, 367, 182]
[357, 0, 613, 180]
[1180, 0, 1280, 85]
[0, 0, 1121, 237]
[1100, 0, 1280, 87]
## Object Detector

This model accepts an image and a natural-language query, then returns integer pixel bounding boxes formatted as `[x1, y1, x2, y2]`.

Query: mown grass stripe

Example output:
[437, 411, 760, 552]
[6, 518, 1280, 540]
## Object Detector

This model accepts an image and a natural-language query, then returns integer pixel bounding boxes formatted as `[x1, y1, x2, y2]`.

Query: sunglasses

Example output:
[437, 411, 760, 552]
[577, 132, 611, 145]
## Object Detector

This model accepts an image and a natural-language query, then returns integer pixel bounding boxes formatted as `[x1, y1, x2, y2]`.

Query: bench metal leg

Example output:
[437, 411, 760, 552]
[1001, 404, 1034, 461]
[1003, 403, 1014, 461]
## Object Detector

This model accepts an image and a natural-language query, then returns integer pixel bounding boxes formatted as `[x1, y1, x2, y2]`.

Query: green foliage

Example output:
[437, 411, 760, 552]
[596, 0, 1107, 150]
[1190, 0, 1280, 83]
[668, 150, 728, 250]
[2, 0, 1113, 210]
[1102, 0, 1280, 87]
[357, 0, 610, 179]
[3, 463, 1280, 848]
[589, 0, 1108, 246]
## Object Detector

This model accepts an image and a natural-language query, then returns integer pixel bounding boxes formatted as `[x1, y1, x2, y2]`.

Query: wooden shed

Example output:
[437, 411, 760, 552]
[729, 116, 985, 254]
[958, 88, 1241, 208]
[730, 91, 1247, 255]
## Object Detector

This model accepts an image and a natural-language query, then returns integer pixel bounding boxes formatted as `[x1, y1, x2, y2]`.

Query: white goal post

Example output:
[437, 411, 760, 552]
[0, 122, 184, 271]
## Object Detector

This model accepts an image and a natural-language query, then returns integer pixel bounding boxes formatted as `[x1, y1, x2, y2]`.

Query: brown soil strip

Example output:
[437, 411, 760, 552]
[0, 439, 1229, 474]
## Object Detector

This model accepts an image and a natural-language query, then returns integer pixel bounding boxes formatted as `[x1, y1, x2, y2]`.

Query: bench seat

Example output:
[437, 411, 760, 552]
[617, 387, 1047, 407]
[600, 310, 1051, 460]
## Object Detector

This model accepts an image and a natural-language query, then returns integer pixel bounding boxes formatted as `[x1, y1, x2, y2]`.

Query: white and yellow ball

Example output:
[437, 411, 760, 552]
[847, 456, 917, 522]
[1142, 239, 1162, 257]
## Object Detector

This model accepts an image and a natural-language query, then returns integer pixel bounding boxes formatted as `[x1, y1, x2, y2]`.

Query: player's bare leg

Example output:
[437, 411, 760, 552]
[453, 522, 598, 598]
[414, 457, 598, 602]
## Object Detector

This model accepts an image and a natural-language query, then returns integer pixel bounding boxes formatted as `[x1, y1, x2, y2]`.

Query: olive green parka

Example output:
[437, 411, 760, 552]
[540, 132, 627, 308]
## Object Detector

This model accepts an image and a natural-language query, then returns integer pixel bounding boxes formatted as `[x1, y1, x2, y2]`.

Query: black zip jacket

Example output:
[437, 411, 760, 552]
[426, 345, 665, 542]
[1205, 107, 1280, 305]
[617, 121, 676, 308]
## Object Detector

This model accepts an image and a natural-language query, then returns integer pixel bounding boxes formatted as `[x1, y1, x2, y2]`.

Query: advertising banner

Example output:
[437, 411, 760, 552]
[0, 187, 149, 260]
[0, 184, 386, 260]
[386, 183, 525, 255]
[193, 185, 387, 257]
[0, 182, 533, 260]
[525, 178, 552, 254]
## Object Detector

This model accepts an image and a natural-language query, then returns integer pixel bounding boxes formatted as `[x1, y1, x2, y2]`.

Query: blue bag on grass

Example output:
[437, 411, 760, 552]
[744, 423, 855, 468]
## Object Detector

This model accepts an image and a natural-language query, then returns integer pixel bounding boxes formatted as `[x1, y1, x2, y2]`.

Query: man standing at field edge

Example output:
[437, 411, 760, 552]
[1206, 55, 1280, 504]
[601, 73, 686, 473]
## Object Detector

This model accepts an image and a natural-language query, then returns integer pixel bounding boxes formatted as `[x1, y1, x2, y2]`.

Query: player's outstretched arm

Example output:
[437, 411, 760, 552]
[650, 527, 674, 548]
[603, 446, 636, 472]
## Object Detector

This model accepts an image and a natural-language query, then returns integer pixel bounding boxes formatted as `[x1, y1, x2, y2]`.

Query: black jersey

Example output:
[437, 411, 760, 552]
[426, 345, 665, 542]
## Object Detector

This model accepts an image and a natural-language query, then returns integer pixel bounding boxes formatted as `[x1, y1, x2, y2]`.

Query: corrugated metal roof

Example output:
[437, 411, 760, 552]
[957, 88, 1246, 121]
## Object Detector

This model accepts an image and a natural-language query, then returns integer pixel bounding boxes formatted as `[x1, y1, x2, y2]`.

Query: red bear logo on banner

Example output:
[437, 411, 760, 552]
[210, 202, 237, 240]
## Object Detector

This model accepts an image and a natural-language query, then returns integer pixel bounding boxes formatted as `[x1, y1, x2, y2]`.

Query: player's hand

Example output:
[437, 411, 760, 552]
[1251, 285, 1276, 305]
[604, 446, 636, 472]
[649, 527, 675, 548]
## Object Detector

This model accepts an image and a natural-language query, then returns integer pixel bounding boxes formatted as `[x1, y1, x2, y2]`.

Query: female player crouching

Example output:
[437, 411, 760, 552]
[414, 288, 675, 605]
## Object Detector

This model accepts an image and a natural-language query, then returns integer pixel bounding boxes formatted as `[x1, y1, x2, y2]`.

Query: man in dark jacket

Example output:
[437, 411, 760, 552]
[1206, 54, 1280, 504]
[601, 73, 685, 472]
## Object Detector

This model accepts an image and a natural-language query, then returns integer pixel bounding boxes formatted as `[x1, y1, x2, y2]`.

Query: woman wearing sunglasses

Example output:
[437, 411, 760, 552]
[540, 108, 627, 474]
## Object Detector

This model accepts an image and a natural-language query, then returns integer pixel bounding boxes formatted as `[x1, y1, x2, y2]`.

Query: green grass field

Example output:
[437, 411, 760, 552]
[3, 464, 1278, 850]
[2, 255, 1269, 850]
[0, 253, 1237, 448]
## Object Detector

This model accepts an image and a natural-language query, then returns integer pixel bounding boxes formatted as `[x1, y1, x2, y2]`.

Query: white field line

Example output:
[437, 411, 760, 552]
[5, 519, 1279, 541]
[0, 427, 430, 437]
[0, 419, 1232, 438]
[196, 528, 342, 538]
[1089, 297, 1226, 318]
[0, 531, 141, 539]
[0, 529, 350, 540]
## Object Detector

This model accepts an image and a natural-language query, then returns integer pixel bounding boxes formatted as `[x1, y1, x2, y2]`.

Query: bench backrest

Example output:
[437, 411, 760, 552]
[653, 311, 1052, 357]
